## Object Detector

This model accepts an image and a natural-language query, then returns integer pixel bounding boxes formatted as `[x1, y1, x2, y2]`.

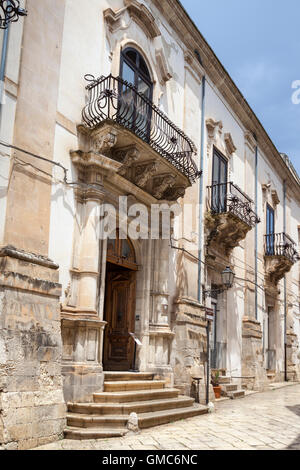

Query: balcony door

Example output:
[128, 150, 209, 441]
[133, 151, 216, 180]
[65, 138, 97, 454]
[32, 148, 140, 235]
[119, 47, 153, 140]
[211, 148, 228, 213]
[266, 204, 275, 255]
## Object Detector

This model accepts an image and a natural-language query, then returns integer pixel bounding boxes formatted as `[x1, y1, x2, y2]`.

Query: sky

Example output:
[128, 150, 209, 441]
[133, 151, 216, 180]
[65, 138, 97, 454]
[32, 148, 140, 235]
[181, 0, 300, 176]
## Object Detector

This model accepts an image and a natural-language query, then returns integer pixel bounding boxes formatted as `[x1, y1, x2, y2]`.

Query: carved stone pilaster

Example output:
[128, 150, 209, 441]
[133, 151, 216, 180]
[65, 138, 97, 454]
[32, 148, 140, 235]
[134, 160, 159, 188]
[152, 174, 176, 199]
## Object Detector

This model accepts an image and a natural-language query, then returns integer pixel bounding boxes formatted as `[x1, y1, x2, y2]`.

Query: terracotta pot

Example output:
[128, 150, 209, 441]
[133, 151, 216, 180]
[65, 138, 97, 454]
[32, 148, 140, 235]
[213, 385, 221, 399]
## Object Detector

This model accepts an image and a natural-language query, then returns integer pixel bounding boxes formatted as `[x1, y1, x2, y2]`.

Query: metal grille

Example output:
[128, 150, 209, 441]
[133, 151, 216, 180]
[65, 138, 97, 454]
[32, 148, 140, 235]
[264, 232, 299, 263]
[82, 74, 201, 183]
[207, 181, 260, 227]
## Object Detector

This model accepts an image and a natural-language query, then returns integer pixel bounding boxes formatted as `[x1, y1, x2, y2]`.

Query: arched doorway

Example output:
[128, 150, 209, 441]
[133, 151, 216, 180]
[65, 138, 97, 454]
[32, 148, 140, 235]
[103, 230, 138, 371]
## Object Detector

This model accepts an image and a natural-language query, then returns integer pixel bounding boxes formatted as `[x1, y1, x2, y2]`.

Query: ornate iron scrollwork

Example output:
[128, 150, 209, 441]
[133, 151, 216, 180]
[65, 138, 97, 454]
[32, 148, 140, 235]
[265, 232, 299, 263]
[207, 181, 260, 227]
[82, 74, 201, 184]
[0, 0, 27, 29]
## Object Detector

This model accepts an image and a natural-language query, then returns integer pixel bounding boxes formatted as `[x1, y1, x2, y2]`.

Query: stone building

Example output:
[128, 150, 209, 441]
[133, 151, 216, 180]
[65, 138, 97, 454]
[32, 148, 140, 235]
[0, 0, 299, 450]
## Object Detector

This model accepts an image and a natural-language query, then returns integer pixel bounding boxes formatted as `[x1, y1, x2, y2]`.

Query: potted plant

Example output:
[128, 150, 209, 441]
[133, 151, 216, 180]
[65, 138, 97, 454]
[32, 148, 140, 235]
[211, 371, 222, 399]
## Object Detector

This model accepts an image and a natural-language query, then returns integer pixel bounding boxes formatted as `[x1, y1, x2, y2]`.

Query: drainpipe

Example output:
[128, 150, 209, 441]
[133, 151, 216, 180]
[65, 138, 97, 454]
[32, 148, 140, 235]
[283, 180, 288, 381]
[254, 143, 258, 320]
[195, 50, 208, 403]
[0, 22, 10, 128]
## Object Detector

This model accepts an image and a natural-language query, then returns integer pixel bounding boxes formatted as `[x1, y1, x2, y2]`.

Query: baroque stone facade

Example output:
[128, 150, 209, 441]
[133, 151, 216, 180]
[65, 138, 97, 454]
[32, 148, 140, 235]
[0, 0, 299, 449]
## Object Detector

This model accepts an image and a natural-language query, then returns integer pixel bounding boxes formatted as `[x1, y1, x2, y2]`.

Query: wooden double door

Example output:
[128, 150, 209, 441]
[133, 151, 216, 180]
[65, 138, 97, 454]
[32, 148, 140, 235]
[103, 262, 137, 371]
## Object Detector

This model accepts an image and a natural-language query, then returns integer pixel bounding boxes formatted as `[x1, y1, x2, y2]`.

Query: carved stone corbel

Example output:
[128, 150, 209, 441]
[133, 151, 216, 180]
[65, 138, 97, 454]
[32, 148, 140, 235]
[134, 160, 159, 188]
[163, 186, 186, 201]
[224, 132, 237, 156]
[90, 127, 118, 155]
[271, 190, 280, 206]
[155, 48, 172, 85]
[152, 174, 176, 199]
[114, 145, 141, 176]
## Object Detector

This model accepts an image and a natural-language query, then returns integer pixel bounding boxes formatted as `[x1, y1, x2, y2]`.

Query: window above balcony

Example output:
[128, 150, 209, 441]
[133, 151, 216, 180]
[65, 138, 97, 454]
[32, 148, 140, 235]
[79, 73, 200, 200]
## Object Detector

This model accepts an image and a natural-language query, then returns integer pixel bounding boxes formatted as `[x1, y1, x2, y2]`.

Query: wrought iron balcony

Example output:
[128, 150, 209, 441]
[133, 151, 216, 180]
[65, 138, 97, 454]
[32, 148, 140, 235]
[207, 182, 260, 227]
[264, 233, 299, 264]
[82, 74, 200, 184]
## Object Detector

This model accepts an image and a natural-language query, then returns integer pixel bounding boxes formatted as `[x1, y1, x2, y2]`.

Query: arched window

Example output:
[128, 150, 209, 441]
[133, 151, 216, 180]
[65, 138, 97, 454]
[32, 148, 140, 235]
[120, 47, 153, 99]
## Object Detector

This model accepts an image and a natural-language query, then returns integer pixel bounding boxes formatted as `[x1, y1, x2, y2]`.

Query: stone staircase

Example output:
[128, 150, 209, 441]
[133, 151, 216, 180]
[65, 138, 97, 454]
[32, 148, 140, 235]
[218, 373, 245, 399]
[65, 372, 208, 439]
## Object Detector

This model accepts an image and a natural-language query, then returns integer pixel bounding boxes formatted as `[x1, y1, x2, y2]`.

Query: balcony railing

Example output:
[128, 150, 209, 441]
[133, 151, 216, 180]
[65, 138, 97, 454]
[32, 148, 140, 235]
[264, 232, 299, 263]
[207, 182, 260, 227]
[82, 74, 200, 183]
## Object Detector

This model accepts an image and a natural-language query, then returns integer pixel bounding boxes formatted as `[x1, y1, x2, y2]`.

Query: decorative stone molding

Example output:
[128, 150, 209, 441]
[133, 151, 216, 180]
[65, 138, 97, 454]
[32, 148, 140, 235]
[134, 160, 159, 188]
[242, 317, 262, 340]
[124, 0, 161, 39]
[155, 48, 172, 85]
[152, 174, 176, 199]
[271, 189, 280, 206]
[224, 132, 237, 156]
[262, 182, 280, 210]
[90, 127, 118, 155]
[163, 186, 186, 201]
[206, 118, 223, 157]
[103, 8, 127, 34]
[114, 145, 141, 176]
[205, 211, 252, 256]
[104, 1, 160, 39]
[264, 256, 294, 288]
[0, 245, 58, 270]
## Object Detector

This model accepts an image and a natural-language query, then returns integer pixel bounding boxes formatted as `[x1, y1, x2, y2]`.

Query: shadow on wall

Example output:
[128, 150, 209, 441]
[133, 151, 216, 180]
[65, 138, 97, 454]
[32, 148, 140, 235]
[285, 405, 300, 450]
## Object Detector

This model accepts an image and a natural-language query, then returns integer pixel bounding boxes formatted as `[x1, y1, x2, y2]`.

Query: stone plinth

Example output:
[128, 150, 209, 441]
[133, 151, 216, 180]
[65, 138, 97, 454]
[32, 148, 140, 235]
[241, 317, 267, 391]
[0, 247, 65, 450]
[172, 298, 207, 396]
[61, 316, 106, 402]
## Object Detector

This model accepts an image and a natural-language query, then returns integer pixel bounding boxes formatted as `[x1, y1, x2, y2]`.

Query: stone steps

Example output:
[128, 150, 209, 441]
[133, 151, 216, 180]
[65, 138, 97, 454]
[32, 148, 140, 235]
[104, 372, 154, 382]
[64, 371, 209, 439]
[218, 373, 245, 399]
[93, 388, 179, 403]
[64, 427, 128, 440]
[218, 376, 231, 384]
[226, 390, 245, 399]
[104, 380, 165, 392]
[68, 396, 194, 415]
[66, 404, 208, 431]
[220, 383, 238, 395]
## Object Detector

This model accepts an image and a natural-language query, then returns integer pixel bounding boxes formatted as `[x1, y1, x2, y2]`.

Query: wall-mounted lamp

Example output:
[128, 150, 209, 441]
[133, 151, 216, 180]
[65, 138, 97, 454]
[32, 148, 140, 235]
[0, 0, 27, 29]
[204, 266, 235, 298]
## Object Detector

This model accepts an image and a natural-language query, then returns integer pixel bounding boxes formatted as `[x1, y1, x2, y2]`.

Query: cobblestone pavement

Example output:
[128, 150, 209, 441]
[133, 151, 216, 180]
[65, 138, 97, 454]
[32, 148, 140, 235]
[36, 384, 300, 450]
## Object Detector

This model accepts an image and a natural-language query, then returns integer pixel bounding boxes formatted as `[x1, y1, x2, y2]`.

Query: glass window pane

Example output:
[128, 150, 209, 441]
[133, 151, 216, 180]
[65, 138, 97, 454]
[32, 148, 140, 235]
[125, 49, 137, 66]
[122, 61, 135, 85]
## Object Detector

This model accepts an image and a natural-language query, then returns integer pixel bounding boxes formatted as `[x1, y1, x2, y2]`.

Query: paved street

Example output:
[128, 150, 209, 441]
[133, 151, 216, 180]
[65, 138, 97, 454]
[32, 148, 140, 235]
[36, 384, 300, 450]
